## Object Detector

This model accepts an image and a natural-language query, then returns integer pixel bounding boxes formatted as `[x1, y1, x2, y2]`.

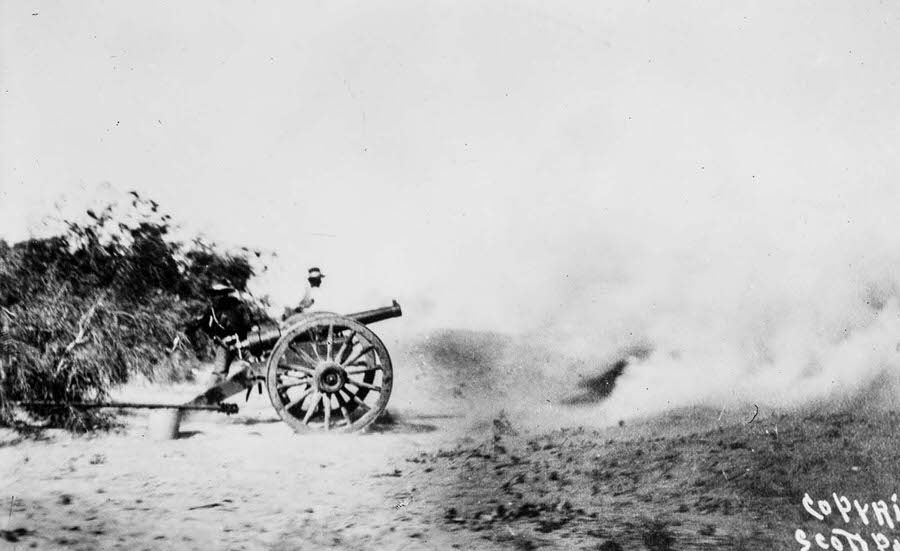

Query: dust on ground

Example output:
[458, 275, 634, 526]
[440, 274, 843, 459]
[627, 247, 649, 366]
[2, 331, 899, 550]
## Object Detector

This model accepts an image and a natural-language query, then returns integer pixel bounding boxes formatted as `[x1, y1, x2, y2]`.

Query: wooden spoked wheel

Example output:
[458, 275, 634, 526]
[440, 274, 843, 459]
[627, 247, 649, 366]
[265, 313, 393, 433]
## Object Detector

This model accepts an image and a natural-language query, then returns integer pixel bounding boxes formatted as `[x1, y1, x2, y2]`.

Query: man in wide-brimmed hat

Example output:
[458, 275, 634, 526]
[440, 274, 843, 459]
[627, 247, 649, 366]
[282, 267, 325, 323]
[296, 267, 325, 311]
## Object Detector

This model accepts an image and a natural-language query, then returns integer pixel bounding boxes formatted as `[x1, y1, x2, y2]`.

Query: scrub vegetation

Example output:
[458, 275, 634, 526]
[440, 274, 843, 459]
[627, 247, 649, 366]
[0, 193, 261, 430]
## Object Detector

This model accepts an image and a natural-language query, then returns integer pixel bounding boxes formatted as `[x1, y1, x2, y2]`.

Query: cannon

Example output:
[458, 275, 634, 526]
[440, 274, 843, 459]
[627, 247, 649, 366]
[180, 300, 403, 434]
[10, 300, 402, 435]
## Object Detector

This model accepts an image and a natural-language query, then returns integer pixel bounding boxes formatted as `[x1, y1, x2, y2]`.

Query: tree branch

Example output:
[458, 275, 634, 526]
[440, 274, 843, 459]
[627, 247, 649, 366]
[55, 294, 105, 374]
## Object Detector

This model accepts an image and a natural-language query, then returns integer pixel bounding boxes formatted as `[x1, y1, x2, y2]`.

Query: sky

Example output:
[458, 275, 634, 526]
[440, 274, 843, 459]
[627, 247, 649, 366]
[2, 0, 900, 374]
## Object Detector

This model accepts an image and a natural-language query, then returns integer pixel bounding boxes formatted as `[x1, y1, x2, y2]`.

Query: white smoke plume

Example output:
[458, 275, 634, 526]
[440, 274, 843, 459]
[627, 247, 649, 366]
[501, 183, 900, 422]
[388, 175, 900, 425]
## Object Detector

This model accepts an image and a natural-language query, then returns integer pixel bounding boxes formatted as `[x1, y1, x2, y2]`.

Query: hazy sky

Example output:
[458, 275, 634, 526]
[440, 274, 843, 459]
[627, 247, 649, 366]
[2, 1, 899, 336]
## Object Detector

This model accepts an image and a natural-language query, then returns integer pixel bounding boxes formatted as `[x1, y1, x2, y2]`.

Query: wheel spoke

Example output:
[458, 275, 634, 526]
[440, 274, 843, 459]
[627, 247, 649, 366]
[284, 387, 314, 410]
[345, 390, 371, 411]
[302, 392, 322, 425]
[288, 344, 317, 366]
[345, 365, 381, 375]
[278, 362, 315, 376]
[346, 379, 382, 393]
[342, 344, 374, 368]
[280, 374, 310, 382]
[326, 324, 334, 361]
[334, 331, 356, 363]
[277, 376, 311, 390]
[335, 394, 352, 427]
[323, 394, 331, 430]
[307, 328, 322, 360]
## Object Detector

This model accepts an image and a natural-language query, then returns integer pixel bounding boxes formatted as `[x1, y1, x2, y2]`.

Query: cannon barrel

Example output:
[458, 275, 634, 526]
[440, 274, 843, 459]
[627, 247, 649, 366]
[234, 300, 402, 352]
[347, 300, 403, 325]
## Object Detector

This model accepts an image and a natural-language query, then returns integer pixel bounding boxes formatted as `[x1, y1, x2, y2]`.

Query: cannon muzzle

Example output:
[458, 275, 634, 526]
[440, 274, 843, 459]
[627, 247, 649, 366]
[232, 300, 402, 352]
[347, 300, 403, 326]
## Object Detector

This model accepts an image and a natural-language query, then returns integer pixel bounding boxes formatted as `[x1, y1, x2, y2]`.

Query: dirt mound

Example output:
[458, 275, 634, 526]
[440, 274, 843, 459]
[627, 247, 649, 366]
[401, 406, 900, 550]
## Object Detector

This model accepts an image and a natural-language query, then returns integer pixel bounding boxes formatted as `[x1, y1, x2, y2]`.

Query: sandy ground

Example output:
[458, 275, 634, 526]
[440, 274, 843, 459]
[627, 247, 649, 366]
[0, 379, 507, 551]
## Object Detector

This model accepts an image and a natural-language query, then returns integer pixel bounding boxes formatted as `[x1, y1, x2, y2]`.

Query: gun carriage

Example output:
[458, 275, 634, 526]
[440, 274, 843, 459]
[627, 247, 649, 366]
[183, 301, 402, 433]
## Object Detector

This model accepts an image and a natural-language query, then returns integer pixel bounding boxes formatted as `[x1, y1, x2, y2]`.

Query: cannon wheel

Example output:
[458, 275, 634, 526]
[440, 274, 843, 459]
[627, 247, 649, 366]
[265, 313, 393, 433]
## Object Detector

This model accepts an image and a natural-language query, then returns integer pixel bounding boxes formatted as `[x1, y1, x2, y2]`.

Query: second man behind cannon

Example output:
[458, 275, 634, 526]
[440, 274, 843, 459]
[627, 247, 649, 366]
[281, 267, 324, 325]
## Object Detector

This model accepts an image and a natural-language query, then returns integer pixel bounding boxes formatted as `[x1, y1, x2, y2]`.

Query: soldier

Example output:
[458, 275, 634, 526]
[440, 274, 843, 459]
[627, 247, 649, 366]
[199, 282, 255, 386]
[282, 267, 325, 323]
[202, 269, 325, 386]
[299, 267, 324, 311]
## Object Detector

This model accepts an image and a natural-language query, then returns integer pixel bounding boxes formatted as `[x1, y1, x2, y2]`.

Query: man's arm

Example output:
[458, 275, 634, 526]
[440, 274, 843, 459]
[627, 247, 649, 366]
[297, 285, 314, 310]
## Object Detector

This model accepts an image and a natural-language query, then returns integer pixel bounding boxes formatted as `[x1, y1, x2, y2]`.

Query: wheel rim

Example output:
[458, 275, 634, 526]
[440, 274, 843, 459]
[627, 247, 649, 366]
[265, 313, 393, 433]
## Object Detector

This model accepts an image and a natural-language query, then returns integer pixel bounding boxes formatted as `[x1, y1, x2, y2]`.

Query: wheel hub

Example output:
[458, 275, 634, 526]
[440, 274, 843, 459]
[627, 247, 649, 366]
[315, 362, 346, 394]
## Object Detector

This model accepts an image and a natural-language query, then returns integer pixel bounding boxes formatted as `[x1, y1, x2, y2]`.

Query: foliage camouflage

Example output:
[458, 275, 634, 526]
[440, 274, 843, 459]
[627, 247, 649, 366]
[0, 192, 263, 430]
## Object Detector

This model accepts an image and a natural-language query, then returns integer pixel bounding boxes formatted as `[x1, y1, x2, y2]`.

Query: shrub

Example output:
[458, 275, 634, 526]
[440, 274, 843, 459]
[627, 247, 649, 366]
[0, 192, 265, 430]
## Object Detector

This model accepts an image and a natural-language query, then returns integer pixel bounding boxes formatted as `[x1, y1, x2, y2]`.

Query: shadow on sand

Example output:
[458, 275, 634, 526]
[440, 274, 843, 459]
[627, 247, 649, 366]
[365, 410, 452, 434]
[230, 416, 283, 426]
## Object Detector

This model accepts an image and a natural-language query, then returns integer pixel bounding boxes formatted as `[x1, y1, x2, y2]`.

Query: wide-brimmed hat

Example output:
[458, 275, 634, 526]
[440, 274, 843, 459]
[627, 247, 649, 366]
[308, 267, 325, 279]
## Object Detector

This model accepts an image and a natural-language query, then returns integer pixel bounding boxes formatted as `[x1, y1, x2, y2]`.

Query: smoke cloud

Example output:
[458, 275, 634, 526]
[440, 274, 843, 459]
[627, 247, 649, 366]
[3, 2, 899, 422]
[392, 175, 900, 425]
